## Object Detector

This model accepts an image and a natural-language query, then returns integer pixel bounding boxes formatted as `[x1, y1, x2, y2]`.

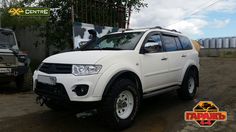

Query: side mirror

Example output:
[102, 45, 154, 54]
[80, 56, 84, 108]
[79, 41, 88, 47]
[144, 42, 161, 48]
[142, 42, 162, 54]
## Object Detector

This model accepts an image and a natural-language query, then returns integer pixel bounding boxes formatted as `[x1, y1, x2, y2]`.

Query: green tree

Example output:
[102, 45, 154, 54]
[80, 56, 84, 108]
[74, 0, 147, 28]
[1, 0, 147, 56]
[0, 1, 48, 29]
[39, 0, 147, 55]
[38, 0, 73, 56]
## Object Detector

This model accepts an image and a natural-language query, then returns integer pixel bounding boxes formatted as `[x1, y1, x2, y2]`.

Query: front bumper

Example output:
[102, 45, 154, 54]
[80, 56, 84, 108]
[33, 70, 103, 102]
[35, 81, 70, 101]
[0, 66, 28, 76]
[0, 66, 28, 83]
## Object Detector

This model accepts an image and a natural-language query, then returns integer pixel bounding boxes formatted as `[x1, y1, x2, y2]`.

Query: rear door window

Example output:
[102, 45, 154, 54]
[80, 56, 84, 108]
[175, 37, 183, 50]
[179, 36, 192, 50]
[162, 35, 178, 52]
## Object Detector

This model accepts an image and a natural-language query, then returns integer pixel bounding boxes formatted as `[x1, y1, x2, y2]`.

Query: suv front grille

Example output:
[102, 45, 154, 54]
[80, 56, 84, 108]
[39, 63, 72, 74]
[0, 54, 16, 65]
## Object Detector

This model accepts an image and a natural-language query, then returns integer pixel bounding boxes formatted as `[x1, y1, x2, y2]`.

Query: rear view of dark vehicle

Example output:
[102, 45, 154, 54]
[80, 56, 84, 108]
[0, 28, 32, 90]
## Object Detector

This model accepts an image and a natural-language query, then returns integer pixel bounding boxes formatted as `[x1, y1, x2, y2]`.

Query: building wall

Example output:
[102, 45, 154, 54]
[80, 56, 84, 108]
[15, 27, 46, 61]
[73, 22, 122, 48]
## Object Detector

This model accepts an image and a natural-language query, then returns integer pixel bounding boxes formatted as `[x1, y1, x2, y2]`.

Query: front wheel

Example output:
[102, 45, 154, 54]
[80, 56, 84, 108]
[99, 79, 141, 130]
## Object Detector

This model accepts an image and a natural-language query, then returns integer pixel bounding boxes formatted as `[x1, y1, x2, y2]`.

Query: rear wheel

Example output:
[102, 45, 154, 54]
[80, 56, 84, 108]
[177, 69, 198, 100]
[99, 79, 141, 130]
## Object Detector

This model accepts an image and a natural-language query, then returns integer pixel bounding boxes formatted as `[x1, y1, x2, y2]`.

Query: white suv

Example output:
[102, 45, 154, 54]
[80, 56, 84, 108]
[33, 27, 199, 129]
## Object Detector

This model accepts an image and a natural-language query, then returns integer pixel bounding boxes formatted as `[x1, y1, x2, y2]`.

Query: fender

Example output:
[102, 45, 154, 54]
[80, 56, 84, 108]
[181, 64, 199, 87]
[92, 64, 143, 99]
[102, 70, 130, 97]
[180, 59, 198, 82]
[102, 70, 143, 100]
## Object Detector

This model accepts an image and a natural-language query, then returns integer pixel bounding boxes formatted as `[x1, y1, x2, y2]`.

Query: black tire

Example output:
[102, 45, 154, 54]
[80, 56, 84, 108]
[99, 78, 141, 130]
[15, 69, 33, 91]
[177, 69, 198, 100]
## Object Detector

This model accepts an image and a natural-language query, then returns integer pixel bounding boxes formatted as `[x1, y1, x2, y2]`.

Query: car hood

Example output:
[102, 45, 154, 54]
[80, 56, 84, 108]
[0, 49, 13, 53]
[43, 50, 133, 64]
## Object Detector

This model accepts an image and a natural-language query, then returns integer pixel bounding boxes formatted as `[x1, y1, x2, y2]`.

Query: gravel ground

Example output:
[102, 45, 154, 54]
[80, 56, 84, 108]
[0, 57, 235, 132]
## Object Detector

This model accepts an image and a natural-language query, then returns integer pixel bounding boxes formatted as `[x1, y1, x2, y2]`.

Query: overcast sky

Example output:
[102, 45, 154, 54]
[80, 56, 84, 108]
[130, 0, 236, 39]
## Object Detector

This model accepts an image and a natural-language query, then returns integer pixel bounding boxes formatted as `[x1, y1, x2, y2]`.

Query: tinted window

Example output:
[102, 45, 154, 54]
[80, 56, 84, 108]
[162, 35, 177, 52]
[175, 37, 183, 50]
[144, 34, 163, 53]
[81, 32, 143, 50]
[0, 31, 16, 49]
[179, 36, 192, 50]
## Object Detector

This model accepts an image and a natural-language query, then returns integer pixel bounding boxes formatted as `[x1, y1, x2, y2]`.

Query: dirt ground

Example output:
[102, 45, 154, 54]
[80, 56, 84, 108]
[0, 57, 235, 132]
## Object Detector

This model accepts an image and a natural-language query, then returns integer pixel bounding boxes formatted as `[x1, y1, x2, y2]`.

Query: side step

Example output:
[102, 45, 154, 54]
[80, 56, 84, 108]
[143, 85, 181, 99]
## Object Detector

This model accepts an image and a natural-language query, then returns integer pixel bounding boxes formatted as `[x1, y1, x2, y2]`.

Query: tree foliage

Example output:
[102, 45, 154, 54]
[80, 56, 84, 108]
[126, 0, 148, 11]
[1, 0, 147, 56]
[0, 1, 48, 29]
[38, 0, 73, 55]
[39, 0, 147, 54]
[74, 0, 147, 27]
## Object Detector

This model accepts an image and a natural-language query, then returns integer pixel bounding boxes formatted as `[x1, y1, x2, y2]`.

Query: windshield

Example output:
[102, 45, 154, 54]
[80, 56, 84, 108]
[0, 31, 16, 49]
[81, 32, 144, 50]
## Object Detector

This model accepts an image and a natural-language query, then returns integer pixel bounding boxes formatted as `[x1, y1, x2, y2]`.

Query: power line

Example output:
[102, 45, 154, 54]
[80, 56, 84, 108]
[165, 0, 224, 27]
[190, 0, 222, 16]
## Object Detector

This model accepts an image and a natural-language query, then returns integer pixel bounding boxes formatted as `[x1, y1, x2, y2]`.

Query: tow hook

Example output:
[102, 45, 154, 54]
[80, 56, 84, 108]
[36, 96, 47, 106]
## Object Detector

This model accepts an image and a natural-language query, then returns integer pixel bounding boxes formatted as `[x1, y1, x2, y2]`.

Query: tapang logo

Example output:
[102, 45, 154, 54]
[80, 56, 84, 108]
[185, 101, 227, 127]
[8, 8, 24, 16]
[8, 8, 50, 16]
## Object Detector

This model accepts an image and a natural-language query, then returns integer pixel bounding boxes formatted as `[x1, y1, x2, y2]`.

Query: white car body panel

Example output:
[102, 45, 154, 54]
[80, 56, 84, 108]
[33, 28, 199, 102]
[140, 52, 170, 92]
[43, 51, 126, 65]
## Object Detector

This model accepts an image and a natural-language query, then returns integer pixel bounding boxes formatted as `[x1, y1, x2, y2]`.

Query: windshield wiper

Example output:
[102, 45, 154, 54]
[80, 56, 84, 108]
[0, 45, 5, 48]
[0, 44, 8, 48]
[81, 48, 101, 51]
[100, 48, 123, 50]
[81, 47, 123, 51]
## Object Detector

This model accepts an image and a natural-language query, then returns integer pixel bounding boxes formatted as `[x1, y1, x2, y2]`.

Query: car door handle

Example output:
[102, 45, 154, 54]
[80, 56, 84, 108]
[161, 57, 168, 61]
[181, 54, 187, 58]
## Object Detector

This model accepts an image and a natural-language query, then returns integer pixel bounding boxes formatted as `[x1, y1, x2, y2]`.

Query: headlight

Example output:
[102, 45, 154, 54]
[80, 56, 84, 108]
[72, 65, 102, 76]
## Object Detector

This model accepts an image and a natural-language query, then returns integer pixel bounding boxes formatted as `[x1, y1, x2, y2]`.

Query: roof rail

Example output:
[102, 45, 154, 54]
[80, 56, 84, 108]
[121, 28, 133, 33]
[125, 28, 133, 31]
[151, 26, 181, 33]
[153, 26, 163, 29]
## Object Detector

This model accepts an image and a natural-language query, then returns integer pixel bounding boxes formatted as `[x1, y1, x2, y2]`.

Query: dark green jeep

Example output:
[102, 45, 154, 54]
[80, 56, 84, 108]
[0, 28, 32, 90]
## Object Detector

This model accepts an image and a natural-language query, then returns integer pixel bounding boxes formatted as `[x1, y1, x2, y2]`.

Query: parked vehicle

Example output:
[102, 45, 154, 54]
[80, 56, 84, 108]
[33, 26, 199, 129]
[0, 28, 31, 90]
